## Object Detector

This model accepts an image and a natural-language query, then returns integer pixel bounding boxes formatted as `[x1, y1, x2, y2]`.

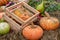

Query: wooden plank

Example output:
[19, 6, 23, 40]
[3, 14, 22, 32]
[5, 9, 24, 24]
[22, 2, 40, 14]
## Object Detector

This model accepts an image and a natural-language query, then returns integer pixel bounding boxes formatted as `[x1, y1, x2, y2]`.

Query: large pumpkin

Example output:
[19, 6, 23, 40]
[40, 17, 59, 30]
[22, 25, 43, 40]
[0, 0, 9, 6]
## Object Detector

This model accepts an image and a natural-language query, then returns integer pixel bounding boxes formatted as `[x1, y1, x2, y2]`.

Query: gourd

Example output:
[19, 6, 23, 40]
[0, 22, 10, 35]
[40, 11, 59, 30]
[22, 23, 43, 40]
[0, 0, 9, 6]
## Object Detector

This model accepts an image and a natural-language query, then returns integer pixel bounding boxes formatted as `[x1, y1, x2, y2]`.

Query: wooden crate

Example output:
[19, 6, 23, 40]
[4, 2, 40, 31]
[3, 14, 22, 32]
[5, 2, 40, 26]
[3, 14, 26, 40]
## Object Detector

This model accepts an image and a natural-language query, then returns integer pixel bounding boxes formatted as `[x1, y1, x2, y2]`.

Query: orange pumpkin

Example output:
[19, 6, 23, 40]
[0, 0, 9, 6]
[20, 13, 30, 21]
[14, 9, 22, 17]
[40, 17, 59, 30]
[22, 25, 43, 40]
[0, 12, 5, 19]
[14, 9, 30, 21]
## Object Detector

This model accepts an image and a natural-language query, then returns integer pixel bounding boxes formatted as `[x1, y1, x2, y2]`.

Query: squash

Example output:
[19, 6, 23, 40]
[0, 12, 5, 19]
[39, 11, 59, 30]
[14, 9, 22, 17]
[0, 22, 10, 35]
[14, 9, 30, 21]
[36, 1, 44, 13]
[0, 0, 9, 6]
[22, 25, 43, 40]
[0, 0, 3, 6]
[20, 13, 30, 21]
[40, 17, 59, 30]
[0, 13, 3, 19]
[39, 11, 60, 31]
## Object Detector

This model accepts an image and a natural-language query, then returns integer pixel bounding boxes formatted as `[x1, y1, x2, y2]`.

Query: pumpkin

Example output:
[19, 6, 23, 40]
[0, 13, 3, 19]
[40, 17, 59, 30]
[14, 9, 30, 21]
[20, 13, 30, 21]
[0, 22, 10, 35]
[0, 12, 5, 19]
[14, 9, 22, 17]
[0, 0, 9, 6]
[22, 25, 43, 40]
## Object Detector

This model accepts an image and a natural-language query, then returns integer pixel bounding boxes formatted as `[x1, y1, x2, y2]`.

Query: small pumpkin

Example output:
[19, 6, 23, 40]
[40, 17, 59, 30]
[0, 12, 5, 19]
[20, 13, 30, 21]
[40, 11, 59, 30]
[0, 22, 10, 35]
[14, 9, 22, 17]
[14, 9, 30, 21]
[22, 25, 43, 40]
[0, 0, 9, 6]
[0, 13, 3, 19]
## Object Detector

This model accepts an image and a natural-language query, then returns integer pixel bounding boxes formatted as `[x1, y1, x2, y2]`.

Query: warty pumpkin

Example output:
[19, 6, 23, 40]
[0, 0, 9, 6]
[22, 25, 43, 40]
[40, 11, 59, 30]
[40, 16, 59, 30]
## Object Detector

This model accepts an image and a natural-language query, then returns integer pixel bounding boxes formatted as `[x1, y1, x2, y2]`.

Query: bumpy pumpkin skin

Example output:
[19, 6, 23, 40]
[40, 17, 59, 30]
[0, 0, 3, 6]
[0, 0, 9, 6]
[3, 0, 8, 5]
[22, 25, 43, 40]
[20, 14, 30, 21]
[14, 9, 30, 21]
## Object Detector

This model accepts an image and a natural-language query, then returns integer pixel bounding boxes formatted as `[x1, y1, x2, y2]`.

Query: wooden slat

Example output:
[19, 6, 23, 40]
[6, 2, 22, 11]
[22, 2, 40, 14]
[22, 17, 37, 27]
[3, 14, 22, 31]
[5, 9, 24, 24]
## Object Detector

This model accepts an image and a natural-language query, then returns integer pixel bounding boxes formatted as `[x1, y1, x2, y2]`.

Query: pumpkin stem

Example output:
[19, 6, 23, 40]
[31, 22, 36, 28]
[45, 11, 50, 18]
